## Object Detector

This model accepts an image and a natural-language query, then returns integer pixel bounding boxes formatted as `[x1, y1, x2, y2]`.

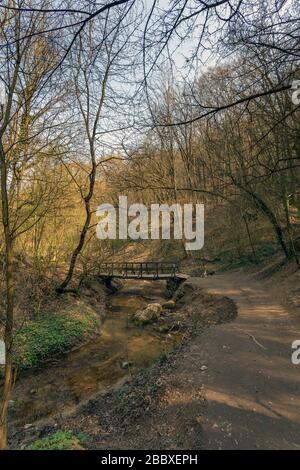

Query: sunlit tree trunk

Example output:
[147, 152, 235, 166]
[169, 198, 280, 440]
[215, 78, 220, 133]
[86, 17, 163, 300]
[0, 143, 15, 450]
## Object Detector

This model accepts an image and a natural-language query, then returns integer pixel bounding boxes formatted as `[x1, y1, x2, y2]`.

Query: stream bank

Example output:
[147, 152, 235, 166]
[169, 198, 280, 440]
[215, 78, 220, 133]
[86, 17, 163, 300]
[9, 278, 237, 449]
[7, 279, 181, 439]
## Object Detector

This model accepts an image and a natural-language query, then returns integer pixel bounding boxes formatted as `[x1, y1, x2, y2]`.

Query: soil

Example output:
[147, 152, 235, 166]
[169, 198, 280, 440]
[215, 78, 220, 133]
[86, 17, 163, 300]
[9, 278, 236, 449]
[10, 270, 300, 450]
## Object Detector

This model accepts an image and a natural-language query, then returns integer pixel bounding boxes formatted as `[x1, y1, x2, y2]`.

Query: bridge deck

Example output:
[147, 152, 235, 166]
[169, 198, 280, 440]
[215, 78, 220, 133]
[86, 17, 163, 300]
[98, 272, 187, 280]
[97, 262, 186, 281]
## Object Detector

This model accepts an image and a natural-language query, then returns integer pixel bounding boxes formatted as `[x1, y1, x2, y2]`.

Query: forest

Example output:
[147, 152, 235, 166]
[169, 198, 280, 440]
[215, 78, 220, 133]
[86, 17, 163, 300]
[0, 0, 299, 453]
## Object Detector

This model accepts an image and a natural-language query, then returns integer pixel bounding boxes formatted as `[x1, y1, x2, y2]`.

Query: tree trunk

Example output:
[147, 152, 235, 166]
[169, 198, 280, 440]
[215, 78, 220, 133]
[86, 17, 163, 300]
[56, 200, 92, 292]
[242, 214, 258, 263]
[243, 187, 291, 260]
[0, 143, 15, 450]
[57, 147, 96, 292]
[282, 187, 299, 266]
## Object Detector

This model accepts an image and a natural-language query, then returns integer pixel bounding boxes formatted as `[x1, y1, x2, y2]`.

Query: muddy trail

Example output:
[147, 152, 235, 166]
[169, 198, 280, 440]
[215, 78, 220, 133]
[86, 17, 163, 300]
[10, 276, 238, 450]
[7, 271, 300, 450]
[53, 272, 299, 451]
[9, 280, 180, 429]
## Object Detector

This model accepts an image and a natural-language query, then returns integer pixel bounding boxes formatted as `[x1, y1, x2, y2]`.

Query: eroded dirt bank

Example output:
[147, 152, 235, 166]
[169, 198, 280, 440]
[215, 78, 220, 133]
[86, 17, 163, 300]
[10, 278, 236, 449]
[7, 280, 178, 430]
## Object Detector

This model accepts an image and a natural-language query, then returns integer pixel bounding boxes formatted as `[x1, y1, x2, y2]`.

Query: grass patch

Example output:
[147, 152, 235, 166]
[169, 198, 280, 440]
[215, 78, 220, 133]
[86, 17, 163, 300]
[13, 302, 100, 369]
[25, 431, 87, 450]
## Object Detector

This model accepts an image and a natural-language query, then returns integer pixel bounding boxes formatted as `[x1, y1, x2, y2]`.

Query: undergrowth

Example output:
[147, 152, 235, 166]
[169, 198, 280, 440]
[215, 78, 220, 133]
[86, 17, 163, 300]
[25, 431, 87, 450]
[13, 304, 100, 369]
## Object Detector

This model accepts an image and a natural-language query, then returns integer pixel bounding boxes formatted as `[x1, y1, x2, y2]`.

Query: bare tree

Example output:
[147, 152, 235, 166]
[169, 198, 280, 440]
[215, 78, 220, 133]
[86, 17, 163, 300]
[57, 6, 138, 291]
[0, 4, 67, 447]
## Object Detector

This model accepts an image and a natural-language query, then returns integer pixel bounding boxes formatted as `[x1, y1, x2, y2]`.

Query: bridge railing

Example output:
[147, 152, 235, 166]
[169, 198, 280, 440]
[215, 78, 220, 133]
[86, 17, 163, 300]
[98, 262, 179, 278]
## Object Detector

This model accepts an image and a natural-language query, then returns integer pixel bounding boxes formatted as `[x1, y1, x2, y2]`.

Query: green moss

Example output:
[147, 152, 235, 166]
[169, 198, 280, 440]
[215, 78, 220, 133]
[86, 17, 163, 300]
[13, 304, 100, 369]
[25, 431, 87, 450]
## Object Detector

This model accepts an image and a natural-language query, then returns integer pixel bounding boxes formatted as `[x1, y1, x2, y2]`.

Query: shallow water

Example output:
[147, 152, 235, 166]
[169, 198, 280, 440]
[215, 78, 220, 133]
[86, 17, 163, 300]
[10, 280, 179, 426]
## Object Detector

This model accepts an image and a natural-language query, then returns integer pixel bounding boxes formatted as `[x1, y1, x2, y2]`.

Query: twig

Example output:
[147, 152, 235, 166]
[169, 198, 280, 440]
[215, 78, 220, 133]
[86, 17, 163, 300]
[245, 333, 267, 350]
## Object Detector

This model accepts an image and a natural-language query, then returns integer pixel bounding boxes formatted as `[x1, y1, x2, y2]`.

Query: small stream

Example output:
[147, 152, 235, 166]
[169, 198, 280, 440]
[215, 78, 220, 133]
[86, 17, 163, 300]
[10, 280, 180, 427]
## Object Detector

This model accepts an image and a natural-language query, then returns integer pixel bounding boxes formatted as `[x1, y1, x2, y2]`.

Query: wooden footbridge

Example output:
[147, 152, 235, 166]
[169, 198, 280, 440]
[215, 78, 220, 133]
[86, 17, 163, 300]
[98, 262, 187, 281]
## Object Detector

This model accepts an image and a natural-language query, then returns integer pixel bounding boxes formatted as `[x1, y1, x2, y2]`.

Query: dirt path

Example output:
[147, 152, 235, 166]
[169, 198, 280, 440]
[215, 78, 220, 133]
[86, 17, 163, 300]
[13, 272, 300, 450]
[194, 271, 300, 450]
[78, 271, 300, 450]
[112, 271, 300, 450]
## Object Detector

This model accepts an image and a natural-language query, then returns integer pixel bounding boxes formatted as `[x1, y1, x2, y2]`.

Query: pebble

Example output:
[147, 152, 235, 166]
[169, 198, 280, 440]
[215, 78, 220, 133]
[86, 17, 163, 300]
[24, 423, 34, 430]
[121, 361, 133, 369]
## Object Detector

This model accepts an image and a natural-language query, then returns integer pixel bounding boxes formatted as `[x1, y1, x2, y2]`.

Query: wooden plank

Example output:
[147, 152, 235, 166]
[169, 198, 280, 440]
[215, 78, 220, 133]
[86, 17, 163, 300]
[98, 261, 182, 280]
